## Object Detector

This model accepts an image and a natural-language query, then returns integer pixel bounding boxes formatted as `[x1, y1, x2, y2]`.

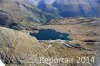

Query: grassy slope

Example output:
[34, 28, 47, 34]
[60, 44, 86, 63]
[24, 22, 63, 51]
[0, 0, 58, 30]
[0, 23, 95, 66]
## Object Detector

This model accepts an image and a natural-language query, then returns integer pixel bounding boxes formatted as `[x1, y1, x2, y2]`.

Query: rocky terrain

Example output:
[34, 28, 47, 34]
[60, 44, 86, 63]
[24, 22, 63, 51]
[0, 0, 99, 66]
[0, 27, 43, 64]
[0, 18, 98, 66]
[35, 0, 100, 17]
[0, 0, 59, 30]
[0, 0, 100, 31]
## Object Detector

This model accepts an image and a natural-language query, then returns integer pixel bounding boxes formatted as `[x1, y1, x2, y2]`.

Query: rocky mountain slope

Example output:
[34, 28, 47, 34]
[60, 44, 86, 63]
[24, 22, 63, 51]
[0, 0, 99, 66]
[37, 0, 59, 17]
[0, 0, 100, 30]
[0, 26, 43, 64]
[0, 0, 58, 30]
[36, 0, 100, 17]
[0, 25, 95, 66]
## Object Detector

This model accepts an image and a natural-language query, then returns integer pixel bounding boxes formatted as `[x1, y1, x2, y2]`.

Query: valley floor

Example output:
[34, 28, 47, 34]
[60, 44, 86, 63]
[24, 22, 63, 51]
[0, 18, 99, 66]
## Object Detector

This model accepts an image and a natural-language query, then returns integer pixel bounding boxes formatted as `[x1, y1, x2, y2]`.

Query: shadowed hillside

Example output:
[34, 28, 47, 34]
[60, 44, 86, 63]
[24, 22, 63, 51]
[36, 0, 100, 17]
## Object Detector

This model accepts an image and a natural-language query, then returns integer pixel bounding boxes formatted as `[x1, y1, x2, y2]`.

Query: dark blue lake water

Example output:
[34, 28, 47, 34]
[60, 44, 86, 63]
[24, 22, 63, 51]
[30, 29, 71, 40]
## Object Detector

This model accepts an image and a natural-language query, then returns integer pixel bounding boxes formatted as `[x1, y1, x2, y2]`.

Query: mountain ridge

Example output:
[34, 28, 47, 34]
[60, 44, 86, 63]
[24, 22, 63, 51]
[35, 0, 100, 17]
[0, 0, 59, 30]
[0, 0, 100, 30]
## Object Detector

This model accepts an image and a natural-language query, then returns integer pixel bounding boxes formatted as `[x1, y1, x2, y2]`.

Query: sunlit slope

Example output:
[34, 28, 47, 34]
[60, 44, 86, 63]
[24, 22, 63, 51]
[0, 0, 58, 29]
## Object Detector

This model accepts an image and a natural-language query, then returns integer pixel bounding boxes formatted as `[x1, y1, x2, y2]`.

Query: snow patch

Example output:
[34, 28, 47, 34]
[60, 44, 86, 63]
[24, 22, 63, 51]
[0, 60, 5, 66]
